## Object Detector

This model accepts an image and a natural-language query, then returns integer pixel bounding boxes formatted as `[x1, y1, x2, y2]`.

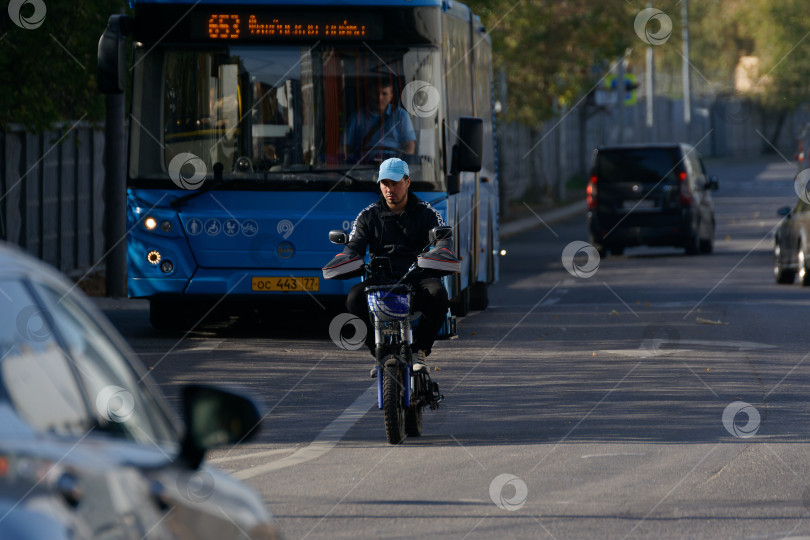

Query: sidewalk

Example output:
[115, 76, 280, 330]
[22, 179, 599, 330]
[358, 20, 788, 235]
[500, 200, 587, 239]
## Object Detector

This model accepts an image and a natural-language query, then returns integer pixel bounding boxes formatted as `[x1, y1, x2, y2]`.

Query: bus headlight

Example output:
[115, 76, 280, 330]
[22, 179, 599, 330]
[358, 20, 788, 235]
[160, 260, 174, 273]
[144, 217, 157, 230]
[146, 250, 161, 265]
[160, 220, 172, 232]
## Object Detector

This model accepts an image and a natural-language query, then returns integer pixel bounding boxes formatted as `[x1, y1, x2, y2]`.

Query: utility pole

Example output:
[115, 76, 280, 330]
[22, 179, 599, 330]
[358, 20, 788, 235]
[617, 56, 625, 144]
[98, 15, 129, 298]
[682, 0, 691, 129]
[645, 2, 654, 140]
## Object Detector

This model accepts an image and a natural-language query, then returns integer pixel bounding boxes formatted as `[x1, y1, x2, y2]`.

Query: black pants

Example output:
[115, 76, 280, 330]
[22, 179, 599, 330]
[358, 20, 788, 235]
[346, 275, 449, 357]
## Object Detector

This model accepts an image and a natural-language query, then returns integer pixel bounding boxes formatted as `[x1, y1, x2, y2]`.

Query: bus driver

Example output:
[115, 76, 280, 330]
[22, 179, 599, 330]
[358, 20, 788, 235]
[342, 80, 416, 162]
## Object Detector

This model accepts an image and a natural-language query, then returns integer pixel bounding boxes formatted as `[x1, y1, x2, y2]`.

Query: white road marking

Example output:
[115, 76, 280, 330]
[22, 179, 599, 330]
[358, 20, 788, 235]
[541, 289, 568, 306]
[581, 452, 646, 459]
[233, 383, 377, 479]
[207, 447, 295, 464]
[676, 339, 776, 350]
[600, 339, 776, 358]
[182, 339, 225, 352]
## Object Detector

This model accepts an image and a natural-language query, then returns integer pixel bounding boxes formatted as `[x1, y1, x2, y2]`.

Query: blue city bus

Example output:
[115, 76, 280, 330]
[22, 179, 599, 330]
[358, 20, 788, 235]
[99, 0, 499, 329]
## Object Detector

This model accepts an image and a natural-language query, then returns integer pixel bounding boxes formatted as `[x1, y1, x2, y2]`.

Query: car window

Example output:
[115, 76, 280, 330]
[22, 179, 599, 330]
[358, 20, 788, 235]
[684, 149, 705, 185]
[595, 148, 680, 184]
[0, 279, 90, 435]
[34, 284, 176, 445]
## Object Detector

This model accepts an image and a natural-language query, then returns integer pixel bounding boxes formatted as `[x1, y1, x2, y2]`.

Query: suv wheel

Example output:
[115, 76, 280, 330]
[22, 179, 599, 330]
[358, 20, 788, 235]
[685, 235, 700, 255]
[589, 236, 606, 258]
[685, 223, 700, 256]
[699, 236, 713, 254]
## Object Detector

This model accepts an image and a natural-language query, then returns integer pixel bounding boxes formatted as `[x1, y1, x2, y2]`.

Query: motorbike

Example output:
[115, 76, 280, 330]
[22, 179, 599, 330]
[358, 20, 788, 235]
[325, 226, 457, 444]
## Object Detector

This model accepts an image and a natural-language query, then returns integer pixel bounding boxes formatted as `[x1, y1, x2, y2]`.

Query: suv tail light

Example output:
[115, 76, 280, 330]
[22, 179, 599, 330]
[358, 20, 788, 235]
[587, 175, 598, 210]
[678, 171, 693, 206]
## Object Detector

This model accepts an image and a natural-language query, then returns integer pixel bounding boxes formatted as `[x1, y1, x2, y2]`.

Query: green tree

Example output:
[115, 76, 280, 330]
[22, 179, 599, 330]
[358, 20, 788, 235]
[0, 1, 128, 131]
[639, 0, 750, 98]
[468, 0, 635, 125]
[736, 0, 810, 109]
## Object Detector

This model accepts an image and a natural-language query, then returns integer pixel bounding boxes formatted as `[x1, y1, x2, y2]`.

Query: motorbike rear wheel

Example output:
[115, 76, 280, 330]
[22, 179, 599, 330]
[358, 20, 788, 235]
[405, 371, 423, 437]
[405, 405, 422, 437]
[382, 365, 406, 444]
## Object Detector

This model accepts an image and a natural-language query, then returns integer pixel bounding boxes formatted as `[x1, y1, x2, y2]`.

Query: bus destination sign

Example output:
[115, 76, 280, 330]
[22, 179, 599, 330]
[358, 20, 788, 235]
[199, 13, 381, 41]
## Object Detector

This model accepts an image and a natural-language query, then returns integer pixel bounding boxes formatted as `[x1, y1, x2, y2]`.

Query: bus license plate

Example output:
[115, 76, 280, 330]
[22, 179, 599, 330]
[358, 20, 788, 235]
[252, 277, 319, 292]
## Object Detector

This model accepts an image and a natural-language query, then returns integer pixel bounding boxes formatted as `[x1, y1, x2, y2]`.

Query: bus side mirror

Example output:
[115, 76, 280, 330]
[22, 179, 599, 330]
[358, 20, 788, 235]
[329, 230, 349, 245]
[97, 15, 131, 94]
[429, 226, 452, 244]
[455, 117, 483, 173]
[447, 117, 483, 195]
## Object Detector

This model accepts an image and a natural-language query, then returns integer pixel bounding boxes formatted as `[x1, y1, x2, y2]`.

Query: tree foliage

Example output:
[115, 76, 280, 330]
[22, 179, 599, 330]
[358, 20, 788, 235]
[469, 0, 810, 124]
[0, 1, 128, 131]
[734, 0, 810, 109]
[4, 1, 810, 131]
[467, 0, 635, 125]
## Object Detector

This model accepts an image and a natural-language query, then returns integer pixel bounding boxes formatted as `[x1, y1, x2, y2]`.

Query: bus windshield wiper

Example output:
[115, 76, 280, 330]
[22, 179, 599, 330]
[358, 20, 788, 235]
[296, 169, 369, 185]
[169, 166, 375, 208]
[170, 162, 227, 209]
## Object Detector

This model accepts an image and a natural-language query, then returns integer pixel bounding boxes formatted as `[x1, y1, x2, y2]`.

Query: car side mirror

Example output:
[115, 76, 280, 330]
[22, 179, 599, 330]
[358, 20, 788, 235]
[706, 175, 719, 190]
[179, 385, 261, 469]
[778, 206, 792, 217]
[329, 230, 349, 245]
[429, 226, 452, 244]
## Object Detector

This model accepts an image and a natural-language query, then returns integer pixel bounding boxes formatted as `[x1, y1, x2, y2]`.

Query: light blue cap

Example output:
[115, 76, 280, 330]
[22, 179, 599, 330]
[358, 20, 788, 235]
[377, 158, 409, 182]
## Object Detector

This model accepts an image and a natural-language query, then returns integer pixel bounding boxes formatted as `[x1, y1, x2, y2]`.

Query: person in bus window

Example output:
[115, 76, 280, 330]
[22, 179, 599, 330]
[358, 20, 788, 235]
[342, 81, 416, 162]
[323, 158, 458, 371]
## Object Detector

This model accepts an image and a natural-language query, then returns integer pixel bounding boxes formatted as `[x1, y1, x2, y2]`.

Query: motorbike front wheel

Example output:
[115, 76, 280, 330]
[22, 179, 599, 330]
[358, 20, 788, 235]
[382, 365, 406, 444]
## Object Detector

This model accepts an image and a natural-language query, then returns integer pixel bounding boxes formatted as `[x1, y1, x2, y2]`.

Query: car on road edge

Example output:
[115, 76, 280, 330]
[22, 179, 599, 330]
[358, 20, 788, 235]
[0, 241, 282, 540]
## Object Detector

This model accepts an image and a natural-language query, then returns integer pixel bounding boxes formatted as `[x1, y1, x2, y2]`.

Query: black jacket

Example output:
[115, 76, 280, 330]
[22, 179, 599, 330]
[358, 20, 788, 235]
[345, 192, 450, 277]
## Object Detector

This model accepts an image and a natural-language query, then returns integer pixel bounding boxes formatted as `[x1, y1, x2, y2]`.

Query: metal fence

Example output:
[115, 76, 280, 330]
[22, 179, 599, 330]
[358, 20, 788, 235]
[0, 124, 106, 276]
[498, 94, 805, 208]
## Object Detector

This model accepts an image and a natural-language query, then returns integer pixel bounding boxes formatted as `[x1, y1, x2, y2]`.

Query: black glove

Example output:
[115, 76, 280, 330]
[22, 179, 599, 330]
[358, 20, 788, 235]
[322, 252, 364, 280]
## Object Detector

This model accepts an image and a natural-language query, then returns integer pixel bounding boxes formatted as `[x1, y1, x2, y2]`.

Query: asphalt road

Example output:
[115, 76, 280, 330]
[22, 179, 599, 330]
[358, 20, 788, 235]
[104, 156, 810, 539]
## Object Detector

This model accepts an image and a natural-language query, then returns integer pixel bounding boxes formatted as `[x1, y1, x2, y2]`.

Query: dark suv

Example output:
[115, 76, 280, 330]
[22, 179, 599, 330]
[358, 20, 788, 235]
[587, 143, 718, 256]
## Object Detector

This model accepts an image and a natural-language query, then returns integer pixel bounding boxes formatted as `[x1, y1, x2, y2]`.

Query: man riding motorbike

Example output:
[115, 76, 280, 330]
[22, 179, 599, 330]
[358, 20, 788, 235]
[322, 158, 459, 369]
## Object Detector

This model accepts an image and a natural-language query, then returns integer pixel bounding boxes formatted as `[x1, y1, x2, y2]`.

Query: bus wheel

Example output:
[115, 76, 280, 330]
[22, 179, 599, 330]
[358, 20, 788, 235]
[450, 286, 470, 317]
[470, 282, 489, 311]
[149, 299, 189, 331]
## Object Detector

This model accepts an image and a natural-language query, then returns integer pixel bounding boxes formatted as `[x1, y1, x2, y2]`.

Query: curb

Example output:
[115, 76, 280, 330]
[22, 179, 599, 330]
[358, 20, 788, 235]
[92, 297, 148, 310]
[500, 200, 587, 239]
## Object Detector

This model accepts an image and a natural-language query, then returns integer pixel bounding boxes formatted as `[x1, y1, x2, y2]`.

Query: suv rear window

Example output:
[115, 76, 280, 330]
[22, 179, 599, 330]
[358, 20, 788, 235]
[595, 148, 680, 184]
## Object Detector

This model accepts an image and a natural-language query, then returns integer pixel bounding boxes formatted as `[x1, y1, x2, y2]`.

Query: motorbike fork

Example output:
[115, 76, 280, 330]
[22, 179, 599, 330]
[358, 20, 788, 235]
[374, 320, 413, 409]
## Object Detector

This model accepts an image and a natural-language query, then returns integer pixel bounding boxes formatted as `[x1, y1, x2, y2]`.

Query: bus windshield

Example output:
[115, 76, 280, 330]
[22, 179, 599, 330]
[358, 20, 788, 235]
[129, 44, 443, 189]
